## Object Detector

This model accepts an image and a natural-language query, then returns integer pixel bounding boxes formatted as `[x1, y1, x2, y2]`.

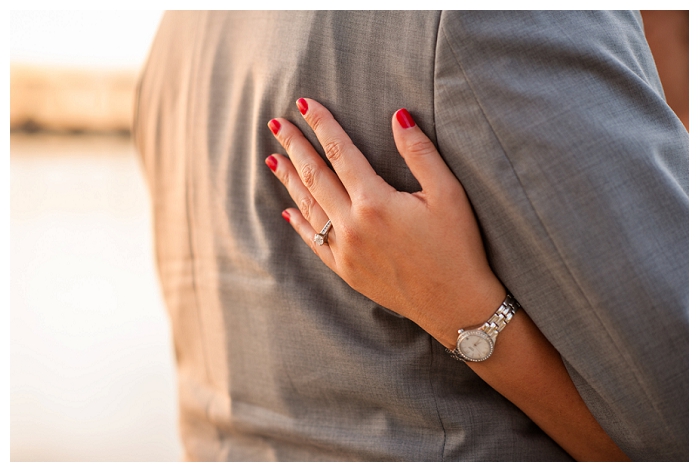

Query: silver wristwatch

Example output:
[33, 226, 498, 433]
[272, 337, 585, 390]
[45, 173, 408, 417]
[450, 293, 520, 363]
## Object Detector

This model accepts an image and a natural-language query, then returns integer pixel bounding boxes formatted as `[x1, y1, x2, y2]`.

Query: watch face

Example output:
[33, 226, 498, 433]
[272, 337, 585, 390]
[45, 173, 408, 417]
[457, 330, 494, 362]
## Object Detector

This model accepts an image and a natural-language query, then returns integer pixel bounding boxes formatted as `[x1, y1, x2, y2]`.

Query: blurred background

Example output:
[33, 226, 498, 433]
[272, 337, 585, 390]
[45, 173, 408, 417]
[9, 11, 181, 461]
[8, 10, 689, 462]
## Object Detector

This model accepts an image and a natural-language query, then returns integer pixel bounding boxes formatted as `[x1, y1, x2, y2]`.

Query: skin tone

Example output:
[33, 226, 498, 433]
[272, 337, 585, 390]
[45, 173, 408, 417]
[265, 98, 629, 461]
[640, 10, 688, 131]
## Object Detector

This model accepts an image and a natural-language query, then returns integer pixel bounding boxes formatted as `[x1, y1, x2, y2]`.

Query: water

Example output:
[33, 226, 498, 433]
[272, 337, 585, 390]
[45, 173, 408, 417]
[10, 134, 181, 461]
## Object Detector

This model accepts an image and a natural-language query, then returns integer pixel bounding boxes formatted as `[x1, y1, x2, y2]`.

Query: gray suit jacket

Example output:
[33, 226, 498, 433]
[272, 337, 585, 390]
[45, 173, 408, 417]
[134, 11, 688, 461]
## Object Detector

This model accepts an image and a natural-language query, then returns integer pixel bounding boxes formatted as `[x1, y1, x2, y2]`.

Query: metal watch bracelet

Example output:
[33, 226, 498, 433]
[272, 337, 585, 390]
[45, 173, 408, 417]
[449, 293, 520, 363]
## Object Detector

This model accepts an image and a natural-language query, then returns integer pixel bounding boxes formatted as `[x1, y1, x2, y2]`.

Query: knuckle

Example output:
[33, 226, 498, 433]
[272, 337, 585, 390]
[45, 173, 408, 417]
[336, 252, 355, 274]
[300, 162, 319, 190]
[323, 138, 344, 163]
[330, 225, 363, 286]
[298, 195, 316, 221]
[277, 131, 293, 151]
[352, 195, 381, 221]
[405, 138, 435, 157]
[276, 166, 290, 187]
[339, 223, 362, 247]
[305, 110, 323, 131]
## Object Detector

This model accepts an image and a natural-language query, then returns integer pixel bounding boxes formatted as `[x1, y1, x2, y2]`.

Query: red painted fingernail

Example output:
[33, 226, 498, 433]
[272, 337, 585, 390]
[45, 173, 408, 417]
[396, 108, 415, 129]
[282, 210, 291, 222]
[265, 155, 277, 171]
[296, 98, 308, 115]
[268, 119, 281, 135]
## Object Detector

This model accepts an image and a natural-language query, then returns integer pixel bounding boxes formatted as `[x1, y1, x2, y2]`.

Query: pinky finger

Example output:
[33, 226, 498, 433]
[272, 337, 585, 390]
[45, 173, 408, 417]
[282, 208, 337, 270]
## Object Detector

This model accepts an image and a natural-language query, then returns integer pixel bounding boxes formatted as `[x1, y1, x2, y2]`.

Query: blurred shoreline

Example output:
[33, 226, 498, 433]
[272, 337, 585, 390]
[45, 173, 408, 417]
[10, 64, 138, 134]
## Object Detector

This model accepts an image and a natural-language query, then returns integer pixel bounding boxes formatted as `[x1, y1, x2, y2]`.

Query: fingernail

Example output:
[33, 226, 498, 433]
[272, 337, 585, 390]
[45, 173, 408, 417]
[396, 108, 415, 129]
[265, 155, 277, 171]
[268, 119, 281, 135]
[296, 98, 308, 115]
[282, 210, 291, 222]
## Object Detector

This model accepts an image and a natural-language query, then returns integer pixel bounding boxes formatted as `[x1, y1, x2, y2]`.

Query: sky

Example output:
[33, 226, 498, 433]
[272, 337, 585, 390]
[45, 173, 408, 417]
[10, 11, 164, 69]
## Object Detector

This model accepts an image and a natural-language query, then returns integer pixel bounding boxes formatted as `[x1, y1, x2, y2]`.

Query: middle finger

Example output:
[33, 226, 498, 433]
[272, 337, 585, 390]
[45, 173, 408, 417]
[268, 117, 350, 219]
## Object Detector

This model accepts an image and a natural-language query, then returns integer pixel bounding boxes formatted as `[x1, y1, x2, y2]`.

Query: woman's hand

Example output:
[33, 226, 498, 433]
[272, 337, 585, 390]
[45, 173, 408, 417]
[265, 98, 504, 349]
[266, 98, 630, 461]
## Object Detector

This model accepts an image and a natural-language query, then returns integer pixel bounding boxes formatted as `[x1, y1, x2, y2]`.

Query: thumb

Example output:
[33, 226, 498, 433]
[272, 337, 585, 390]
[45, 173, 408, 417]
[392, 108, 457, 194]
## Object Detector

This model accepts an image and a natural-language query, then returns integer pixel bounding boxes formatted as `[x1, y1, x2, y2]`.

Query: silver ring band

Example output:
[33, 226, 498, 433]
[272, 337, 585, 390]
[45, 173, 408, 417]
[313, 220, 333, 246]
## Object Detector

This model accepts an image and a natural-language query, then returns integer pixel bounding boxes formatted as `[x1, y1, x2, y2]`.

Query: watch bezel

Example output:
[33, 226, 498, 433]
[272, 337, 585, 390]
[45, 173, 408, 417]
[456, 329, 495, 362]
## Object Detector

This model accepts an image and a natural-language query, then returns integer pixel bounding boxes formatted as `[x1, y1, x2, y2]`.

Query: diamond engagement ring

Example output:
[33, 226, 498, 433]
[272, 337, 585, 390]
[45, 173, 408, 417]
[313, 220, 333, 246]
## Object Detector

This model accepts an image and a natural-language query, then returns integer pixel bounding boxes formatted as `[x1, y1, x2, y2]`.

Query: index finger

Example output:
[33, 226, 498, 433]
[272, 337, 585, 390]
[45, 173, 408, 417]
[297, 98, 388, 198]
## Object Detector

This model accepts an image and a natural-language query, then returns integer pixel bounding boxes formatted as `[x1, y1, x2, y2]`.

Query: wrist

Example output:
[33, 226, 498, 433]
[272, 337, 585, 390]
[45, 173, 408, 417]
[429, 276, 506, 350]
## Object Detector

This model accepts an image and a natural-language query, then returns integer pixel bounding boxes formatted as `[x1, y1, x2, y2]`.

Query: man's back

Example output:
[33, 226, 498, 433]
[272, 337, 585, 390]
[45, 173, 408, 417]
[134, 11, 687, 460]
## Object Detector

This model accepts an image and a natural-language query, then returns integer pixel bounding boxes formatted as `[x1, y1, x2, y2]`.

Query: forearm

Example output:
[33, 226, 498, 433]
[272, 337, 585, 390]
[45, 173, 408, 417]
[478, 309, 628, 460]
[428, 294, 628, 461]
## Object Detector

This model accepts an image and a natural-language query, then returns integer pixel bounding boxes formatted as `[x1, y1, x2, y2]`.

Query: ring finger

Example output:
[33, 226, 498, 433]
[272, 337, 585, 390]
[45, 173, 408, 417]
[265, 154, 337, 265]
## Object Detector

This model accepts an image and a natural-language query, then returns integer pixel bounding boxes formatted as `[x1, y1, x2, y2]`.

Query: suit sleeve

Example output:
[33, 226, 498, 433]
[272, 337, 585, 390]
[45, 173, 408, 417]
[433, 11, 688, 461]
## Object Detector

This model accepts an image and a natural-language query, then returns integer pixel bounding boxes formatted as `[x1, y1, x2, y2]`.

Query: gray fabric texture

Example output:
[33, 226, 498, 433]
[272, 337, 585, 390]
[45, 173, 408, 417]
[133, 11, 688, 461]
